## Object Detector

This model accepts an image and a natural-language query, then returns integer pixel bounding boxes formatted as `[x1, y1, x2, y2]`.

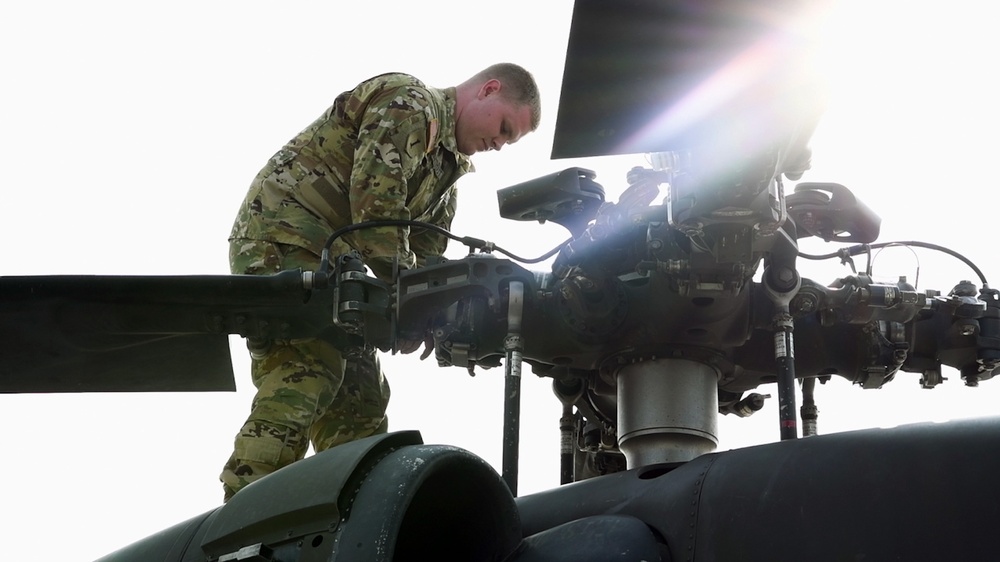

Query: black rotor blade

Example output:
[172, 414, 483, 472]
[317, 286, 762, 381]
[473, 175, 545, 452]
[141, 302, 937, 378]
[552, 0, 828, 160]
[1, 271, 337, 393]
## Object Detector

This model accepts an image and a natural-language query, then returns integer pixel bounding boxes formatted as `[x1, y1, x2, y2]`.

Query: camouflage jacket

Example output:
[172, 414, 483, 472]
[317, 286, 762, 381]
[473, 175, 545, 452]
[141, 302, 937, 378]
[229, 73, 474, 279]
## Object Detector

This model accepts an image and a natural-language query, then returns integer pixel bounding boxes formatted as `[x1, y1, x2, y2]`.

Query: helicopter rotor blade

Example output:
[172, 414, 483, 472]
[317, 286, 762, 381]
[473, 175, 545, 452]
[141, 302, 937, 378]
[0, 271, 336, 393]
[552, 0, 829, 160]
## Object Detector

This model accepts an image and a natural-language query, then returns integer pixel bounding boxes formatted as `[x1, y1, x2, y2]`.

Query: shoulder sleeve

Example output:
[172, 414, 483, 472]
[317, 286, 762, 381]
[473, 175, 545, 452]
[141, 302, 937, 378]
[347, 83, 435, 278]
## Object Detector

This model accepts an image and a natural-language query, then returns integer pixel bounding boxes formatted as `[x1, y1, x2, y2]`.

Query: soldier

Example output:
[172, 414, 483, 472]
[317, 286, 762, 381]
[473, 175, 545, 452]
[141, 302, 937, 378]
[221, 63, 541, 501]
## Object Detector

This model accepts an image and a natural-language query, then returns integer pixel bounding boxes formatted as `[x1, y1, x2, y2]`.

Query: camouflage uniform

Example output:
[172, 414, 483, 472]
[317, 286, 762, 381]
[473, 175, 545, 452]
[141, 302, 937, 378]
[221, 73, 473, 501]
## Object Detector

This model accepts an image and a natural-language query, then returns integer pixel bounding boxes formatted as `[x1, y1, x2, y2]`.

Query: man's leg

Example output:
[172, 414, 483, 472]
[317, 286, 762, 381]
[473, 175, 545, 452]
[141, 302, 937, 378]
[221, 238, 343, 501]
[310, 349, 391, 452]
[220, 337, 346, 501]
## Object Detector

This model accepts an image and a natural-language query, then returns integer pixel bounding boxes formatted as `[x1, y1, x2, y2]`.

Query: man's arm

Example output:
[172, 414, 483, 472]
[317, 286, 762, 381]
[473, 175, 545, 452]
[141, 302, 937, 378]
[346, 86, 433, 279]
[409, 185, 458, 266]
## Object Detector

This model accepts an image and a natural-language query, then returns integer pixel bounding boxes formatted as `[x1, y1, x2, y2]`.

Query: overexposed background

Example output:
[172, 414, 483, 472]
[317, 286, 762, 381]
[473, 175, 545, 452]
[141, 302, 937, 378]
[3, 1, 999, 560]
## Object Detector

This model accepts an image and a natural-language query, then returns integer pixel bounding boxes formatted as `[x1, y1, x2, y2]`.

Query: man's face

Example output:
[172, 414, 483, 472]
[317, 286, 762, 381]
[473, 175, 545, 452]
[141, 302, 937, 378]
[455, 79, 534, 156]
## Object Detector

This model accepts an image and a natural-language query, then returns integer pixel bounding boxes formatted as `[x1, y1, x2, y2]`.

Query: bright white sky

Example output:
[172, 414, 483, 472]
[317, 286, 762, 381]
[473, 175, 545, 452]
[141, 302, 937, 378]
[2, 1, 1000, 560]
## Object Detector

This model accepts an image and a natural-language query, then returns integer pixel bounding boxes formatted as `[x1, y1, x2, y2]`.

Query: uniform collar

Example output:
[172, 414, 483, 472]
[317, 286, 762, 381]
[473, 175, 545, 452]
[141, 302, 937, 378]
[436, 87, 474, 173]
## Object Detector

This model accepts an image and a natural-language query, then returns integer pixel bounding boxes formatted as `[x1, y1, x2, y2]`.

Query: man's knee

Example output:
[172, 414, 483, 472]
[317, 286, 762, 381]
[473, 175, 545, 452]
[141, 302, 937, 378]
[310, 363, 391, 451]
[248, 339, 346, 426]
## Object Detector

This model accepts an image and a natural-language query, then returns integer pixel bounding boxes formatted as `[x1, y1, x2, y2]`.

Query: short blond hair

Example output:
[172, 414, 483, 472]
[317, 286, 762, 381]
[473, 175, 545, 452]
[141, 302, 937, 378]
[471, 63, 541, 131]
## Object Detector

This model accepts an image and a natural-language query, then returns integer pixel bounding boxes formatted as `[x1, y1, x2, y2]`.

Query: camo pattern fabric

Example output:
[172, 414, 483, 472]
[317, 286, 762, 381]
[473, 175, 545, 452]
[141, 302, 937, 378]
[220, 240, 390, 501]
[228, 72, 472, 281]
[222, 73, 474, 500]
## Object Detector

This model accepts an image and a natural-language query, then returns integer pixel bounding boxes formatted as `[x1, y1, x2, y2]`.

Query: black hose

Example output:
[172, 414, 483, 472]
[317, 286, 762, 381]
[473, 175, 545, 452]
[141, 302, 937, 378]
[316, 219, 571, 279]
[799, 241, 989, 287]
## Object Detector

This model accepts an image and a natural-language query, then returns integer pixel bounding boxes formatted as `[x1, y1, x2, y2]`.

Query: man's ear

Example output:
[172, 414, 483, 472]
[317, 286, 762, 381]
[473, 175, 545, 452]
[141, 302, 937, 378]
[479, 78, 502, 99]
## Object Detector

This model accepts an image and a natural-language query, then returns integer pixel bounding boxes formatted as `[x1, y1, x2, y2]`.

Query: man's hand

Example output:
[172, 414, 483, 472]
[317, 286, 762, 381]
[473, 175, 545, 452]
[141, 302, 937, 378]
[396, 332, 435, 360]
[397, 339, 422, 354]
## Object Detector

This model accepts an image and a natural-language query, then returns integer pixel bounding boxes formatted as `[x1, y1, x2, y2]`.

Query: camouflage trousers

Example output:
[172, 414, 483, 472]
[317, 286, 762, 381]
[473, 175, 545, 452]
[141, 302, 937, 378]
[220, 239, 391, 502]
